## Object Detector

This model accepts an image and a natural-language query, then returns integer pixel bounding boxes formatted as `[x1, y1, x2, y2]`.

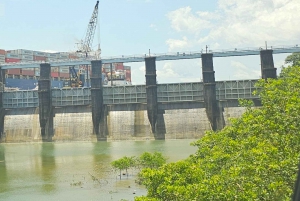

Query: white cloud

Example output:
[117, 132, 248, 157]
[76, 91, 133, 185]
[166, 0, 300, 51]
[157, 62, 179, 78]
[130, 64, 146, 85]
[131, 60, 202, 84]
[156, 61, 202, 83]
[231, 60, 260, 79]
[166, 6, 215, 33]
[166, 36, 189, 52]
[215, 0, 300, 46]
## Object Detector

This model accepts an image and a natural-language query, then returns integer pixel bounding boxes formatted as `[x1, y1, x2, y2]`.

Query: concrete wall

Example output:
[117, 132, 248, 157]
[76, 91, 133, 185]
[2, 107, 246, 142]
[4, 108, 40, 142]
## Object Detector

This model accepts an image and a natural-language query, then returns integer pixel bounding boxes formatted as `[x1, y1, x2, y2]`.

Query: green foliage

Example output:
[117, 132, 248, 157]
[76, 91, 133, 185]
[139, 152, 167, 169]
[135, 197, 159, 201]
[285, 52, 300, 66]
[111, 156, 136, 179]
[238, 99, 254, 108]
[136, 65, 300, 201]
[111, 152, 166, 180]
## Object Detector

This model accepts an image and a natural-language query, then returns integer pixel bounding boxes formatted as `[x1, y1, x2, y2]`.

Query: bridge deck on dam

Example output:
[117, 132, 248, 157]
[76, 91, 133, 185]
[1, 46, 299, 69]
[2, 79, 260, 109]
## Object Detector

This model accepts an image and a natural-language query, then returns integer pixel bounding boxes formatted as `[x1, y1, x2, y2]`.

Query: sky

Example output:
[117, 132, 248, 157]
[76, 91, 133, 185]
[0, 0, 299, 84]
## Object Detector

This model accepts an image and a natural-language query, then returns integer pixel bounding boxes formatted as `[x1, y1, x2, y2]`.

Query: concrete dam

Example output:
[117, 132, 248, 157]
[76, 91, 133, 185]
[0, 49, 280, 142]
[2, 106, 246, 142]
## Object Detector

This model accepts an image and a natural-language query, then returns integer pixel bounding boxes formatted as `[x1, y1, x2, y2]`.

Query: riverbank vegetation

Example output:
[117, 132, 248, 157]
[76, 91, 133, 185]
[111, 152, 167, 180]
[133, 64, 300, 200]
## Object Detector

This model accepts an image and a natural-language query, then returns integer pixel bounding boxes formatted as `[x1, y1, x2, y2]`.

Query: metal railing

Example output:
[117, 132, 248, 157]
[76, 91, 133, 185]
[1, 45, 299, 69]
[2, 79, 260, 109]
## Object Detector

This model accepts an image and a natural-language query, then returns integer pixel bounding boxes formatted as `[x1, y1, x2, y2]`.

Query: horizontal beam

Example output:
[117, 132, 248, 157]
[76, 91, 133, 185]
[5, 98, 260, 114]
[1, 46, 299, 69]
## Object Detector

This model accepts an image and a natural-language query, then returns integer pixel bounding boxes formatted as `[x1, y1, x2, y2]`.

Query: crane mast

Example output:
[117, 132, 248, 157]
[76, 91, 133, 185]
[78, 1, 99, 57]
[73, 1, 100, 88]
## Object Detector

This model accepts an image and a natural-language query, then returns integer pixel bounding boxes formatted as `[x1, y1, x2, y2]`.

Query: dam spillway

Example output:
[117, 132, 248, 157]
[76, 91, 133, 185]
[0, 49, 278, 142]
[2, 106, 246, 143]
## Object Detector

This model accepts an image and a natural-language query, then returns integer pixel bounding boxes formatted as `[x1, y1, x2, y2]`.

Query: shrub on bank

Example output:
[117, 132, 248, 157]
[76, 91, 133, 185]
[136, 65, 300, 201]
[111, 152, 167, 180]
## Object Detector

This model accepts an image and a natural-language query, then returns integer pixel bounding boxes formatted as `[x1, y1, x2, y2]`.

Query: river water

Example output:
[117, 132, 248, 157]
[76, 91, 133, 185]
[0, 140, 197, 201]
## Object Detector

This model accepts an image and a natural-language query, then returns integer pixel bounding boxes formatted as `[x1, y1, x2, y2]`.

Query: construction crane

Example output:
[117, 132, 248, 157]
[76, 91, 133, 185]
[72, 1, 100, 87]
[77, 0, 100, 57]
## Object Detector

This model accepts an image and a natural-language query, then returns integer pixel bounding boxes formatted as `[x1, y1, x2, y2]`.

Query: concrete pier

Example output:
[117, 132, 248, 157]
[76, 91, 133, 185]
[90, 60, 104, 138]
[0, 68, 5, 139]
[98, 105, 108, 141]
[133, 110, 146, 137]
[201, 54, 225, 131]
[145, 57, 159, 134]
[38, 63, 53, 141]
[260, 50, 277, 79]
[156, 110, 166, 139]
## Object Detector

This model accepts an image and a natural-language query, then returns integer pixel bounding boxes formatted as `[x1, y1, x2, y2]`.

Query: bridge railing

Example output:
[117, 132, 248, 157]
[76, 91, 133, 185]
[103, 85, 147, 104]
[216, 80, 260, 100]
[52, 88, 91, 106]
[3, 90, 39, 108]
[157, 82, 204, 102]
[2, 80, 260, 109]
[2, 45, 300, 68]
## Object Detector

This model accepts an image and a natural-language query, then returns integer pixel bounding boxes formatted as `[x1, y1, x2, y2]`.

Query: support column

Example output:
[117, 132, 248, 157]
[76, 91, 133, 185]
[201, 54, 224, 131]
[145, 57, 158, 134]
[155, 109, 166, 140]
[98, 106, 108, 141]
[38, 63, 53, 141]
[0, 68, 5, 140]
[91, 60, 103, 137]
[260, 50, 277, 79]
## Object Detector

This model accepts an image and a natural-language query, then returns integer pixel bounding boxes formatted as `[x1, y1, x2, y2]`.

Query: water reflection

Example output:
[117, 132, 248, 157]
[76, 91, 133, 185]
[0, 140, 197, 200]
[0, 145, 8, 193]
[92, 142, 112, 188]
[40, 143, 56, 193]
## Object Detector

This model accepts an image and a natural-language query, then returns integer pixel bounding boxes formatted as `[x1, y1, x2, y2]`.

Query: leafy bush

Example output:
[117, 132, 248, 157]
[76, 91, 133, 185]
[136, 65, 300, 201]
[111, 152, 167, 180]
[111, 156, 136, 179]
[139, 152, 167, 169]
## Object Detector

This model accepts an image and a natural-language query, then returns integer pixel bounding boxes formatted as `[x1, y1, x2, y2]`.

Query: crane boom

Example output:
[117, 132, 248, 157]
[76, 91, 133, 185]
[79, 1, 99, 56]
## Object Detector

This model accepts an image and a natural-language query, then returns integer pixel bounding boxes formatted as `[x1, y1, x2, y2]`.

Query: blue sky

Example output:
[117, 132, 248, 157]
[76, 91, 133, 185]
[0, 0, 299, 84]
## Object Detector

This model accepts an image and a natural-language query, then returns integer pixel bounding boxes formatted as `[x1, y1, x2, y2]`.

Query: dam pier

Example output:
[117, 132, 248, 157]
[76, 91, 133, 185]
[0, 47, 290, 142]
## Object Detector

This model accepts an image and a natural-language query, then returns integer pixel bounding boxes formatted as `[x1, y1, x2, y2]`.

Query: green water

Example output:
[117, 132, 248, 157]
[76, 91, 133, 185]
[0, 140, 197, 201]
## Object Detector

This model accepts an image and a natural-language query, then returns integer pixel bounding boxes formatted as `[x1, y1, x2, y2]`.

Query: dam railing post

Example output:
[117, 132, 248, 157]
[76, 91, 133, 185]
[145, 57, 158, 135]
[260, 49, 277, 79]
[91, 60, 104, 138]
[201, 53, 225, 131]
[0, 67, 5, 140]
[38, 63, 53, 142]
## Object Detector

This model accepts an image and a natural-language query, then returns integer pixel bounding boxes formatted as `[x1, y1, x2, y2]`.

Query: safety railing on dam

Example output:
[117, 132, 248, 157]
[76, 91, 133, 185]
[2, 79, 260, 109]
[1, 45, 300, 69]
